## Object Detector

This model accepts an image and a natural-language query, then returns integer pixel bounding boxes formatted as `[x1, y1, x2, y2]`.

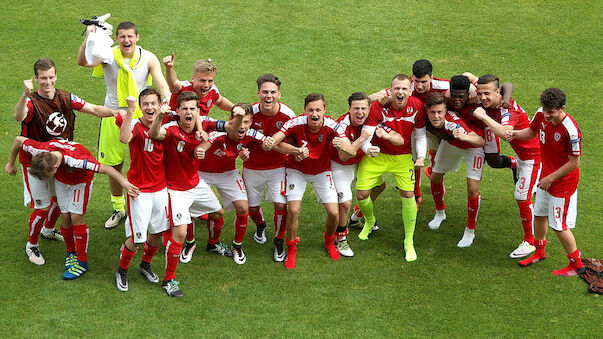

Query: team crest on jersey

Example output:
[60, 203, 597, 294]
[206, 99, 213, 107]
[554, 132, 561, 142]
[406, 108, 413, 113]
[45, 112, 68, 136]
[318, 134, 324, 143]
[236, 143, 243, 151]
[276, 121, 284, 129]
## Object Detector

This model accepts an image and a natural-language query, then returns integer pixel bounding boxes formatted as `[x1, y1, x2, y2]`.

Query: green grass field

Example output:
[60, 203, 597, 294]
[0, 1, 601, 337]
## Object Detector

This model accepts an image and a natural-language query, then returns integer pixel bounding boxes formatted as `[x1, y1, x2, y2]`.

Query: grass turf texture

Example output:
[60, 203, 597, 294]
[0, 0, 601, 337]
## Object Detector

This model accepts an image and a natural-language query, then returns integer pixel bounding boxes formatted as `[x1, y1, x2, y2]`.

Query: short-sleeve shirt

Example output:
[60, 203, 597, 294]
[162, 121, 203, 191]
[365, 97, 425, 155]
[434, 112, 480, 149]
[384, 77, 450, 103]
[169, 81, 221, 116]
[529, 109, 581, 197]
[198, 129, 266, 173]
[331, 112, 365, 165]
[452, 103, 485, 134]
[279, 116, 346, 175]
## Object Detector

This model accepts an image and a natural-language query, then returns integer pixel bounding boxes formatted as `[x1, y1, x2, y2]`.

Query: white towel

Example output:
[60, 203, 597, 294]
[85, 30, 115, 65]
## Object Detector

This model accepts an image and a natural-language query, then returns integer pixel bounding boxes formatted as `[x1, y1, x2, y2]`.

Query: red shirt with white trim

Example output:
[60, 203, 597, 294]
[162, 121, 202, 191]
[331, 112, 365, 165]
[168, 81, 221, 116]
[434, 112, 480, 149]
[199, 129, 266, 173]
[452, 103, 485, 134]
[279, 116, 346, 175]
[529, 109, 581, 197]
[384, 77, 450, 103]
[365, 97, 426, 155]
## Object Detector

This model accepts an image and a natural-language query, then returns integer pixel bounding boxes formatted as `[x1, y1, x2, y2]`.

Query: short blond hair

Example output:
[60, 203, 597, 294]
[192, 59, 217, 75]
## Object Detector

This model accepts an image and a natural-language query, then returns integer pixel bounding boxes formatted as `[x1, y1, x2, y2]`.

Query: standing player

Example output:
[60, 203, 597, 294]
[114, 90, 169, 292]
[356, 74, 426, 262]
[78, 22, 170, 229]
[6, 136, 139, 280]
[243, 74, 296, 261]
[508, 88, 584, 277]
[425, 93, 485, 247]
[473, 74, 541, 258]
[264, 93, 356, 269]
[14, 58, 125, 265]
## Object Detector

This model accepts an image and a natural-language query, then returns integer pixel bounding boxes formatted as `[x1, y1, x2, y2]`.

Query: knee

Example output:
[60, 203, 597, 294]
[209, 209, 224, 219]
[234, 202, 248, 215]
[356, 190, 370, 201]
[274, 203, 286, 211]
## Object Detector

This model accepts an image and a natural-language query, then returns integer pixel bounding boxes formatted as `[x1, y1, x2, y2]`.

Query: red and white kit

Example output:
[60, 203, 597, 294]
[168, 81, 221, 116]
[330, 112, 366, 203]
[384, 77, 450, 104]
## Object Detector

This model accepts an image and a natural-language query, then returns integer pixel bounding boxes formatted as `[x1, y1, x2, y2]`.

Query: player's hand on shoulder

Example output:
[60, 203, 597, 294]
[379, 95, 392, 106]
[23, 79, 33, 95]
[5, 162, 17, 176]
[238, 147, 250, 161]
[500, 99, 511, 109]
[163, 53, 175, 68]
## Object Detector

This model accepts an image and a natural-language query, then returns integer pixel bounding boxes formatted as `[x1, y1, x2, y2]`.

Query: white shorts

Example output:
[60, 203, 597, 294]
[533, 188, 577, 231]
[55, 180, 93, 215]
[168, 180, 222, 226]
[242, 167, 286, 206]
[330, 161, 357, 204]
[125, 188, 170, 243]
[483, 127, 501, 154]
[21, 165, 55, 209]
[199, 169, 248, 211]
[285, 168, 338, 204]
[514, 158, 541, 201]
[432, 140, 484, 181]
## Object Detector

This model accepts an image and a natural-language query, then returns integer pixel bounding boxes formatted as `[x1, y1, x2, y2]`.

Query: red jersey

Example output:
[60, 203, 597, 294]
[244, 102, 296, 170]
[485, 98, 540, 160]
[365, 97, 426, 155]
[168, 81, 221, 116]
[452, 103, 485, 134]
[162, 121, 202, 191]
[331, 113, 365, 165]
[279, 116, 346, 175]
[435, 112, 479, 149]
[22, 139, 100, 185]
[530, 109, 581, 197]
[199, 129, 266, 173]
[116, 115, 166, 192]
[384, 77, 450, 103]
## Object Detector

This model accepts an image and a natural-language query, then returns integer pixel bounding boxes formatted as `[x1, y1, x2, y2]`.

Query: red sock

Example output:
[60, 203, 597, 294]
[466, 193, 481, 229]
[414, 168, 422, 197]
[430, 182, 446, 211]
[141, 242, 158, 264]
[510, 156, 517, 169]
[517, 200, 534, 245]
[198, 214, 209, 222]
[162, 228, 172, 248]
[43, 197, 61, 229]
[428, 149, 436, 168]
[518, 239, 547, 266]
[73, 224, 89, 262]
[284, 237, 299, 269]
[567, 249, 584, 269]
[336, 226, 348, 241]
[207, 217, 224, 245]
[28, 209, 48, 245]
[61, 225, 75, 252]
[233, 212, 249, 244]
[164, 238, 182, 281]
[249, 207, 265, 226]
[119, 243, 137, 270]
[274, 209, 287, 239]
[185, 222, 195, 242]
[352, 205, 364, 219]
[324, 232, 341, 261]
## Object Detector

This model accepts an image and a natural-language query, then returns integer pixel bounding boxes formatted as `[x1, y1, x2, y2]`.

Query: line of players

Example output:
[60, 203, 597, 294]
[7, 52, 585, 297]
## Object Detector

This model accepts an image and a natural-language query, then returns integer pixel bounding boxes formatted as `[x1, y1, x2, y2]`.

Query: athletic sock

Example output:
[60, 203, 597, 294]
[233, 212, 249, 244]
[249, 207, 265, 226]
[518, 239, 547, 267]
[119, 243, 137, 270]
[162, 228, 172, 248]
[186, 222, 195, 242]
[357, 197, 375, 240]
[401, 197, 416, 248]
[43, 197, 61, 229]
[28, 209, 48, 245]
[552, 249, 584, 276]
[516, 200, 534, 245]
[207, 217, 224, 245]
[284, 237, 299, 269]
[73, 224, 89, 263]
[335, 226, 348, 242]
[430, 181, 446, 210]
[324, 232, 341, 261]
[61, 225, 75, 253]
[350, 205, 364, 221]
[274, 209, 287, 239]
[164, 237, 182, 282]
[141, 242, 158, 264]
[414, 169, 422, 199]
[466, 193, 481, 229]
[111, 195, 126, 213]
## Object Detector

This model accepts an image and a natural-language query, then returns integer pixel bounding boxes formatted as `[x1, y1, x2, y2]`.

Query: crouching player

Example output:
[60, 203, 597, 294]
[509, 88, 585, 277]
[114, 90, 169, 292]
[6, 136, 139, 279]
[264, 93, 356, 269]
[425, 93, 485, 247]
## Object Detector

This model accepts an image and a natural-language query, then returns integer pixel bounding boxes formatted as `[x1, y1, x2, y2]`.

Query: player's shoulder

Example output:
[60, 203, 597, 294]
[252, 102, 261, 114]
[179, 80, 193, 89]
[208, 131, 227, 142]
[560, 113, 581, 139]
[337, 112, 351, 125]
[407, 96, 424, 108]
[209, 84, 220, 94]
[432, 77, 450, 90]
[284, 115, 307, 127]
[278, 102, 296, 118]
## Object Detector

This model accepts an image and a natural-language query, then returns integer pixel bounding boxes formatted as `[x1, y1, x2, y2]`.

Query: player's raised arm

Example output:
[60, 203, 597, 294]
[119, 96, 137, 144]
[148, 53, 170, 102]
[162, 53, 182, 94]
[507, 127, 537, 142]
[5, 136, 28, 175]
[99, 164, 140, 197]
[368, 89, 389, 102]
[14, 79, 33, 122]
[472, 106, 511, 138]
[224, 106, 245, 134]
[149, 104, 168, 140]
[79, 102, 123, 118]
[77, 25, 104, 68]
[215, 95, 235, 112]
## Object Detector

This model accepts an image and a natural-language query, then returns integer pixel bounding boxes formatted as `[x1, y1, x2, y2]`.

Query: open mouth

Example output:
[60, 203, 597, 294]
[264, 99, 273, 104]
[395, 95, 405, 103]
[310, 116, 319, 122]
[185, 115, 193, 122]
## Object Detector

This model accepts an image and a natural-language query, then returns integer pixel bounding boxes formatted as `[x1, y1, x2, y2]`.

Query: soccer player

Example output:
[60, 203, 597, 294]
[508, 88, 585, 277]
[356, 74, 426, 262]
[243, 74, 296, 262]
[6, 136, 139, 280]
[163, 53, 234, 115]
[78, 22, 170, 229]
[14, 58, 125, 265]
[425, 92, 486, 247]
[114, 90, 169, 292]
[263, 93, 356, 269]
[473, 74, 541, 258]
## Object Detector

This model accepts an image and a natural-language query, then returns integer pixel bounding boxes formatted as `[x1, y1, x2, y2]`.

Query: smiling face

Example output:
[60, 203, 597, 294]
[34, 67, 56, 96]
[257, 81, 281, 113]
[305, 99, 326, 131]
[450, 89, 469, 111]
[116, 28, 139, 58]
[139, 93, 160, 126]
[427, 103, 447, 129]
[191, 71, 215, 98]
[412, 74, 432, 94]
[390, 78, 412, 109]
[176, 99, 198, 132]
[476, 82, 501, 109]
[348, 99, 369, 127]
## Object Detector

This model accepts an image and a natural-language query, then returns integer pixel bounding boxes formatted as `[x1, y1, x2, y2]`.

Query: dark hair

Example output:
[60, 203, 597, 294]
[392, 73, 410, 83]
[304, 93, 326, 108]
[347, 92, 369, 107]
[231, 102, 253, 117]
[540, 88, 566, 109]
[177, 91, 199, 107]
[450, 75, 471, 91]
[477, 74, 500, 89]
[257, 73, 281, 89]
[34, 58, 56, 76]
[116, 21, 138, 35]
[139, 87, 160, 103]
[425, 92, 447, 109]
[30, 152, 57, 180]
[412, 59, 433, 78]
